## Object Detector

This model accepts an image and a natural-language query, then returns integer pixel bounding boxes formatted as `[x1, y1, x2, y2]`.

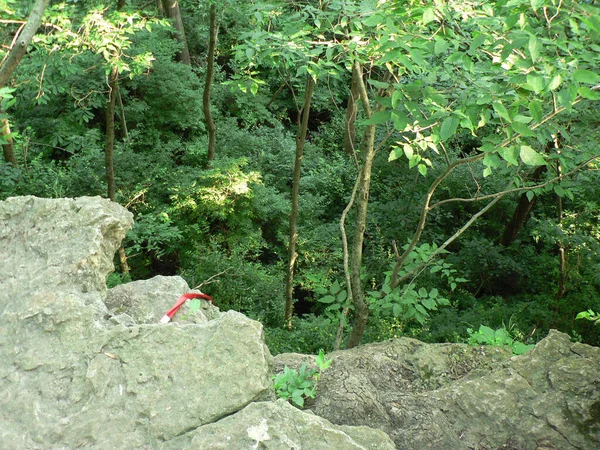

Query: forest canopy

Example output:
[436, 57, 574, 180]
[1, 0, 599, 352]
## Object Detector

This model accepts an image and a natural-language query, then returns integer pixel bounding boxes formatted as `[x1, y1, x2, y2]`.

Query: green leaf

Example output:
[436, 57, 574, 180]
[409, 154, 421, 169]
[530, 0, 544, 9]
[367, 79, 390, 89]
[469, 34, 486, 54]
[577, 86, 600, 100]
[526, 190, 535, 202]
[528, 35, 540, 62]
[392, 110, 408, 131]
[499, 146, 520, 166]
[422, 8, 436, 25]
[526, 74, 545, 94]
[318, 295, 336, 304]
[547, 74, 562, 91]
[520, 145, 546, 166]
[573, 69, 600, 84]
[440, 116, 459, 141]
[388, 147, 403, 162]
[392, 303, 402, 317]
[418, 164, 427, 176]
[418, 287, 427, 297]
[330, 280, 341, 295]
[429, 288, 438, 298]
[415, 304, 428, 315]
[446, 52, 464, 64]
[391, 90, 403, 108]
[492, 101, 511, 122]
[434, 39, 450, 55]
[511, 122, 536, 137]
[361, 110, 391, 125]
[422, 298, 437, 310]
[529, 101, 543, 123]
[553, 184, 565, 197]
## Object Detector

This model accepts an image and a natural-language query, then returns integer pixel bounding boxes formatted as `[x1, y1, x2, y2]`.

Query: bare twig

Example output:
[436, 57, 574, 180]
[430, 155, 600, 210]
[192, 269, 229, 290]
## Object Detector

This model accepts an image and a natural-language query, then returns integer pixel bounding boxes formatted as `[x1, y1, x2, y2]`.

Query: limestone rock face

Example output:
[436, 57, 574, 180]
[0, 196, 273, 449]
[185, 399, 396, 450]
[310, 333, 600, 449]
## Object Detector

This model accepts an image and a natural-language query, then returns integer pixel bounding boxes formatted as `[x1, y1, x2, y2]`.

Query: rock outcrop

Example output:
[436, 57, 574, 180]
[304, 332, 600, 449]
[0, 196, 395, 449]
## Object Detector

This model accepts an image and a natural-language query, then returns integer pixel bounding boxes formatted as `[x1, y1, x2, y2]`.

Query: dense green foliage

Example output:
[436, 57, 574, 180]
[2, 0, 599, 353]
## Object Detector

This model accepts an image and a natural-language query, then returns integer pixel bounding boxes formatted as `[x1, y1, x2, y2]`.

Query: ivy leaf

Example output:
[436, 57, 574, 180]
[520, 145, 546, 166]
[573, 69, 600, 84]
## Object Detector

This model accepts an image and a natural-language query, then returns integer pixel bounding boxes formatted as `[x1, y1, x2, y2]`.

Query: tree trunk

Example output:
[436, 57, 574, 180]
[105, 67, 118, 202]
[1, 115, 17, 166]
[500, 165, 546, 247]
[161, 0, 191, 65]
[555, 160, 566, 301]
[0, 0, 50, 88]
[346, 61, 377, 349]
[343, 74, 359, 155]
[284, 75, 316, 329]
[105, 66, 130, 275]
[0, 0, 49, 165]
[204, 3, 217, 164]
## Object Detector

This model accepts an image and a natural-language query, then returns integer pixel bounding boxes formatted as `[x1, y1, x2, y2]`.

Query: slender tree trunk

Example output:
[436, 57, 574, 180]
[500, 165, 546, 247]
[334, 175, 360, 350]
[161, 0, 191, 65]
[555, 160, 566, 300]
[105, 66, 130, 275]
[346, 61, 377, 349]
[343, 75, 359, 156]
[1, 115, 17, 166]
[284, 75, 316, 329]
[0, 0, 50, 88]
[116, 85, 129, 143]
[106, 67, 118, 202]
[204, 3, 217, 164]
[0, 0, 49, 165]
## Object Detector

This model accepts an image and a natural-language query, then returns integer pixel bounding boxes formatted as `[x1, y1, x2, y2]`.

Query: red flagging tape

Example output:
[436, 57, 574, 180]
[159, 292, 214, 323]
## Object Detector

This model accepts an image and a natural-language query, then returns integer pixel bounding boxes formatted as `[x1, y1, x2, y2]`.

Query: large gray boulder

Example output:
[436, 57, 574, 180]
[106, 275, 220, 324]
[0, 196, 273, 449]
[309, 332, 600, 449]
[184, 399, 396, 450]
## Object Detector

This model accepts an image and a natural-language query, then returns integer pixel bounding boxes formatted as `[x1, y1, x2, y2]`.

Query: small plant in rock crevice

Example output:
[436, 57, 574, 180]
[272, 349, 332, 408]
[467, 324, 534, 355]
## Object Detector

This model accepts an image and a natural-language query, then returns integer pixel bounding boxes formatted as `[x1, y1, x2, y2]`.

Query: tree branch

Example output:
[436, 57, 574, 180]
[0, 0, 51, 89]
